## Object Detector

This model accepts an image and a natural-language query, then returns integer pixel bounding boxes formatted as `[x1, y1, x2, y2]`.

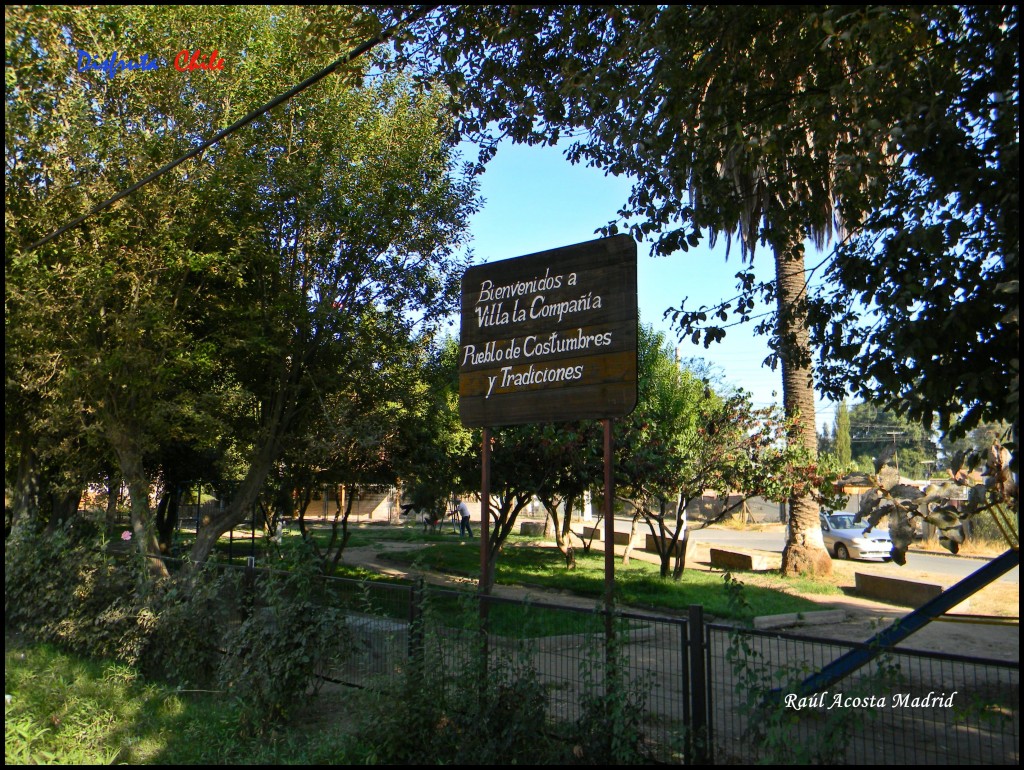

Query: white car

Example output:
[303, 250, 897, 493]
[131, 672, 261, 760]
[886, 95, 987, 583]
[819, 512, 893, 561]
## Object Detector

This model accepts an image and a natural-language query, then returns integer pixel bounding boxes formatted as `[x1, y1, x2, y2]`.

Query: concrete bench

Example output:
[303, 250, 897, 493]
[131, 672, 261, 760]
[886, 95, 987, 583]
[854, 572, 960, 608]
[581, 526, 634, 546]
[519, 521, 548, 537]
[709, 548, 770, 571]
[644, 534, 687, 557]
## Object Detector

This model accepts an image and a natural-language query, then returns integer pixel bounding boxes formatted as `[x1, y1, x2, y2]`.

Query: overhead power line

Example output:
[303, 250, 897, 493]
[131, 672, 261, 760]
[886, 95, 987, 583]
[26, 5, 438, 254]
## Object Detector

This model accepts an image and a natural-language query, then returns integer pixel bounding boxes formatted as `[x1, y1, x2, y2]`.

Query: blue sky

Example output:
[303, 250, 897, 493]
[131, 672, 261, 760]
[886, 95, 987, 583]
[462, 140, 840, 433]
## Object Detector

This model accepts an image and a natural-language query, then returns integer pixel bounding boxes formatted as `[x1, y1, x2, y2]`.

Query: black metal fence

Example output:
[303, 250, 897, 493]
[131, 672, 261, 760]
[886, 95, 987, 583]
[210, 563, 1019, 765]
[703, 624, 1019, 765]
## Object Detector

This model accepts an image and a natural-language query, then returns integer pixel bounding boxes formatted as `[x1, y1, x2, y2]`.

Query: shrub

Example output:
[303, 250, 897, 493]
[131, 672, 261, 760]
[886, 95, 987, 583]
[124, 569, 236, 688]
[349, 589, 560, 764]
[566, 639, 653, 764]
[352, 595, 655, 765]
[6, 520, 230, 689]
[216, 554, 354, 736]
[353, 644, 559, 764]
[5, 520, 136, 660]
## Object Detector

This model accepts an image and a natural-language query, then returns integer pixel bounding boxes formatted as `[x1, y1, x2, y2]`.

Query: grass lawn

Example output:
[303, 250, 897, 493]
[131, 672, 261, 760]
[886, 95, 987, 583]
[381, 535, 837, 621]
[3, 637, 355, 765]
[182, 521, 838, 622]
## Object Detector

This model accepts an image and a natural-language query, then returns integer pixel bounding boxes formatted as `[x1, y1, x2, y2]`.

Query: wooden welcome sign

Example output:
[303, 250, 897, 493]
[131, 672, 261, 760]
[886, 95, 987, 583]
[459, 235, 638, 427]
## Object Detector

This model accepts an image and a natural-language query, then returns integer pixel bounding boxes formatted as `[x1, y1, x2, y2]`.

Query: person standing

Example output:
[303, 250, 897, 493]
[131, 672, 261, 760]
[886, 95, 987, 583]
[456, 497, 473, 538]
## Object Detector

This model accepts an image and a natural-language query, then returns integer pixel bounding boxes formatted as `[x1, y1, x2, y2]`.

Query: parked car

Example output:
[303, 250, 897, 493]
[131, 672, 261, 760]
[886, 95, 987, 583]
[819, 512, 893, 561]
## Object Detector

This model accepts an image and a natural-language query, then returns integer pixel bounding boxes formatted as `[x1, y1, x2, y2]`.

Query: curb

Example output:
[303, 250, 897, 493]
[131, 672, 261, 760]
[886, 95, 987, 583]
[753, 609, 846, 630]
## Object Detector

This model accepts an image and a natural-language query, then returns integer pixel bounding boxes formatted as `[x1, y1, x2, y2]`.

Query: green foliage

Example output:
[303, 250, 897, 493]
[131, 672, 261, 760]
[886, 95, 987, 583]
[353, 593, 560, 764]
[124, 570, 233, 688]
[835, 401, 852, 469]
[810, 7, 1018, 442]
[352, 594, 654, 765]
[216, 555, 354, 736]
[568, 636, 653, 764]
[619, 326, 832, 576]
[397, 336, 477, 517]
[5, 522, 226, 688]
[4, 521, 139, 660]
[843, 400, 939, 479]
[4, 637, 359, 764]
[6, 5, 479, 573]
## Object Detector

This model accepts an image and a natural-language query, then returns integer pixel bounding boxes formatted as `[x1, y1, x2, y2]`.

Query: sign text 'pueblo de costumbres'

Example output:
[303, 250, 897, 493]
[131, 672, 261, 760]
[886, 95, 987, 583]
[459, 235, 637, 427]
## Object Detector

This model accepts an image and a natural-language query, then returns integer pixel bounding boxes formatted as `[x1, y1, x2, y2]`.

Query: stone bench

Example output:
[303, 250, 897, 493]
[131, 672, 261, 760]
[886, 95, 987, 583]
[581, 526, 635, 546]
[709, 548, 770, 571]
[644, 534, 687, 556]
[519, 521, 548, 537]
[754, 609, 847, 630]
[854, 572, 964, 609]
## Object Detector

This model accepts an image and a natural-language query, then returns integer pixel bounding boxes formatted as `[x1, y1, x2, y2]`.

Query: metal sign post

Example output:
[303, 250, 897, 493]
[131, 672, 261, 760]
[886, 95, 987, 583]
[604, 418, 615, 638]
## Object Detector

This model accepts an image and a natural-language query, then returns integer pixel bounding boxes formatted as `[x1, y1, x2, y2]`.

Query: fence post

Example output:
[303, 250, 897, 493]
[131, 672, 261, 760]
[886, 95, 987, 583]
[241, 555, 256, 621]
[679, 614, 688, 757]
[408, 578, 424, 665]
[687, 604, 710, 764]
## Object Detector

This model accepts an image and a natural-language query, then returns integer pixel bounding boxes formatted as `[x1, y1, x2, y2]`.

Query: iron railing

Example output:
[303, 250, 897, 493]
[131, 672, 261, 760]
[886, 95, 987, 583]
[198, 561, 1019, 765]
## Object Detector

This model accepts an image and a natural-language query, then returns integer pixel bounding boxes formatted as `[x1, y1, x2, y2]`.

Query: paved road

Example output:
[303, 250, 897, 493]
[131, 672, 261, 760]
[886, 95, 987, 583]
[599, 516, 1020, 583]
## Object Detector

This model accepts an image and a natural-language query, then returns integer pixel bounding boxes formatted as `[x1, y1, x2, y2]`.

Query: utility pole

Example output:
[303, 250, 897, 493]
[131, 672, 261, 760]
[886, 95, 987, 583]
[886, 431, 904, 475]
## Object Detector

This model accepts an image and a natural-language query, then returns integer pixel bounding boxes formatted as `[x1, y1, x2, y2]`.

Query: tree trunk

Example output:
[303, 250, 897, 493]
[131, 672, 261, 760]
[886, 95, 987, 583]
[109, 428, 170, 579]
[188, 375, 299, 569]
[8, 428, 39, 536]
[622, 513, 640, 565]
[155, 488, 180, 554]
[545, 495, 577, 569]
[104, 472, 122, 530]
[773, 237, 832, 577]
[189, 445, 277, 568]
[671, 494, 690, 580]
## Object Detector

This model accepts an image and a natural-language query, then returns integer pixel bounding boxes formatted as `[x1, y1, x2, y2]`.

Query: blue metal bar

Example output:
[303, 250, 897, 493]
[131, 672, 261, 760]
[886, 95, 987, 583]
[784, 548, 1020, 697]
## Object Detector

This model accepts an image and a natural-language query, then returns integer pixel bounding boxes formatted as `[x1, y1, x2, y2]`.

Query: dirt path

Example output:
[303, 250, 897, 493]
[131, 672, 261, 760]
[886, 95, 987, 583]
[339, 536, 1019, 662]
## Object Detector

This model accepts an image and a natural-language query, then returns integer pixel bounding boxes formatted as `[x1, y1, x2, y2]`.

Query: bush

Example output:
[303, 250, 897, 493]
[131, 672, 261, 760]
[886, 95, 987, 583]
[6, 521, 230, 689]
[125, 569, 235, 688]
[349, 589, 557, 764]
[4, 520, 136, 660]
[566, 639, 653, 764]
[216, 554, 354, 736]
[351, 595, 655, 765]
[354, 645, 559, 763]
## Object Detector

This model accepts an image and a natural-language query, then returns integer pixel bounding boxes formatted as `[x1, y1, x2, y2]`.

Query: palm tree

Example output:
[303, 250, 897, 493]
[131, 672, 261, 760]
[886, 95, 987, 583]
[606, 6, 915, 575]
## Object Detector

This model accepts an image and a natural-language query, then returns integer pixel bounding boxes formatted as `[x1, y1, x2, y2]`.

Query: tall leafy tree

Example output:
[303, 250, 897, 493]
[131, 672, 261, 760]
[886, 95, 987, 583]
[835, 401, 853, 471]
[6, 7, 478, 573]
[617, 326, 824, 578]
[847, 401, 938, 478]
[396, 336, 477, 521]
[809, 6, 1018, 449]
[531, 420, 602, 569]
[6, 6, 262, 571]
[167, 24, 479, 569]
